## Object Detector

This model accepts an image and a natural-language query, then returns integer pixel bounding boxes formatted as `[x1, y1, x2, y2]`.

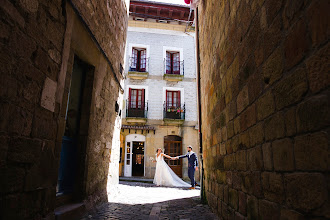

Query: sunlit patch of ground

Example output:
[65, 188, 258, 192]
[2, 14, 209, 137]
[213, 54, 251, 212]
[107, 181, 200, 204]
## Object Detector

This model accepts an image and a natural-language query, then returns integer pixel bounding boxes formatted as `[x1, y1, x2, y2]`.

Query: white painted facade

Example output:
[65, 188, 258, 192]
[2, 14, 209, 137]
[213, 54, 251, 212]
[123, 27, 198, 122]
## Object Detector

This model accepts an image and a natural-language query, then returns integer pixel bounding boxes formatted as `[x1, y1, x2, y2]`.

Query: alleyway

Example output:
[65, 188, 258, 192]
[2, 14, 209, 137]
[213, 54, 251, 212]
[80, 181, 218, 220]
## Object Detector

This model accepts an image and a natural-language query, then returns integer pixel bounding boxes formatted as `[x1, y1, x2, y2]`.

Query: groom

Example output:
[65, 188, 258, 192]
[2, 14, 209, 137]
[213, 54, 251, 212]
[174, 145, 198, 189]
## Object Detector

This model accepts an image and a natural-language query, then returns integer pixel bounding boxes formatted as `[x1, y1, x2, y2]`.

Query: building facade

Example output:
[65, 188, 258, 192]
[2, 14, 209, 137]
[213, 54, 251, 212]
[119, 0, 199, 181]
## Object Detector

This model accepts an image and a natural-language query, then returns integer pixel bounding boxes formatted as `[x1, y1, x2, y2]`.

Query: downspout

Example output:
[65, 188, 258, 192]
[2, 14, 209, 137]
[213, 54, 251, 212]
[195, 7, 205, 203]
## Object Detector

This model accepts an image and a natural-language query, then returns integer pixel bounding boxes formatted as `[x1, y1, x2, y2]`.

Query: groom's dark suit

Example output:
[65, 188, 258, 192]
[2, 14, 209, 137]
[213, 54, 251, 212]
[178, 152, 198, 187]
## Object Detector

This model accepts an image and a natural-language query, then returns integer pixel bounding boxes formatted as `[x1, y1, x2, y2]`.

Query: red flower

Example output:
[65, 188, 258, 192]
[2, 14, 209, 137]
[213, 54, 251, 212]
[184, 0, 191, 4]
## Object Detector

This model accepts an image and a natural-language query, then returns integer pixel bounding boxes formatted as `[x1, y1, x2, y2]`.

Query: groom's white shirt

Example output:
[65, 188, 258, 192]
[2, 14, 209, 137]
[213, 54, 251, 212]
[187, 151, 194, 158]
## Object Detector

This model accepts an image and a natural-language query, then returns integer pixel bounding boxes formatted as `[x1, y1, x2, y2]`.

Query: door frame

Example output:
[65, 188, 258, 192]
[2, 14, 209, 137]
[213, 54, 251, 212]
[124, 134, 146, 177]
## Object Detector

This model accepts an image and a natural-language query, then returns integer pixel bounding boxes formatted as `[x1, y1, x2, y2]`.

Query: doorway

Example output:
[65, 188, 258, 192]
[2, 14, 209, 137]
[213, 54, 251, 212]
[164, 135, 182, 177]
[57, 56, 94, 201]
[132, 142, 144, 176]
[124, 134, 146, 177]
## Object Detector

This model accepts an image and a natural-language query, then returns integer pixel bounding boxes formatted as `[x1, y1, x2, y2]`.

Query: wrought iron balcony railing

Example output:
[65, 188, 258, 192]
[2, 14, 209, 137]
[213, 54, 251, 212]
[163, 102, 185, 120]
[163, 59, 184, 75]
[126, 100, 148, 118]
[128, 57, 150, 72]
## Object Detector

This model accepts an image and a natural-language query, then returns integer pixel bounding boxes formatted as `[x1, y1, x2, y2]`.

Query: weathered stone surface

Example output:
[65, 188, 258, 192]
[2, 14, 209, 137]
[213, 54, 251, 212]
[306, 0, 330, 47]
[296, 94, 330, 133]
[229, 188, 239, 210]
[236, 150, 247, 171]
[247, 146, 263, 171]
[273, 67, 308, 110]
[243, 172, 263, 198]
[240, 104, 256, 132]
[264, 112, 285, 141]
[285, 19, 309, 69]
[262, 143, 273, 171]
[272, 138, 294, 171]
[40, 77, 57, 112]
[305, 43, 330, 94]
[258, 200, 280, 220]
[280, 208, 305, 220]
[249, 123, 264, 147]
[238, 191, 247, 216]
[262, 47, 283, 86]
[256, 90, 275, 121]
[284, 173, 327, 212]
[237, 86, 249, 114]
[284, 107, 296, 137]
[294, 132, 328, 171]
[262, 172, 284, 203]
[247, 195, 258, 220]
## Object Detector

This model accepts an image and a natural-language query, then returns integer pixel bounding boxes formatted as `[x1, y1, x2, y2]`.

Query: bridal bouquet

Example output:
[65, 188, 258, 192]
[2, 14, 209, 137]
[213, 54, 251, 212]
[149, 157, 155, 161]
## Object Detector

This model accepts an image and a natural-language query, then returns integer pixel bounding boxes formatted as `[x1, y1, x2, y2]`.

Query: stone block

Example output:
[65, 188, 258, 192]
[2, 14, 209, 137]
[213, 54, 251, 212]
[239, 131, 250, 149]
[234, 117, 240, 135]
[273, 67, 308, 110]
[8, 137, 42, 163]
[240, 104, 256, 132]
[0, 166, 25, 194]
[307, 0, 329, 46]
[258, 200, 280, 220]
[263, 14, 282, 58]
[247, 146, 263, 171]
[256, 90, 275, 121]
[232, 135, 239, 153]
[237, 85, 249, 114]
[243, 172, 263, 198]
[294, 132, 328, 171]
[227, 120, 234, 139]
[280, 208, 305, 220]
[1, 0, 25, 28]
[285, 19, 309, 69]
[7, 105, 33, 136]
[249, 123, 264, 147]
[220, 142, 227, 155]
[261, 172, 284, 203]
[232, 172, 242, 190]
[272, 138, 294, 171]
[264, 112, 285, 141]
[236, 150, 247, 171]
[18, 0, 39, 13]
[283, 0, 305, 29]
[239, 191, 247, 216]
[305, 43, 330, 94]
[284, 173, 327, 212]
[247, 195, 258, 220]
[224, 185, 229, 204]
[247, 72, 263, 104]
[262, 143, 273, 171]
[284, 107, 296, 137]
[296, 94, 329, 133]
[229, 188, 239, 210]
[262, 47, 283, 86]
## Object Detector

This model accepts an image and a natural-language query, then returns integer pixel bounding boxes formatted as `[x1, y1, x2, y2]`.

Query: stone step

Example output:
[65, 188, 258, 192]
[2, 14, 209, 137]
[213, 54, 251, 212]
[54, 203, 86, 220]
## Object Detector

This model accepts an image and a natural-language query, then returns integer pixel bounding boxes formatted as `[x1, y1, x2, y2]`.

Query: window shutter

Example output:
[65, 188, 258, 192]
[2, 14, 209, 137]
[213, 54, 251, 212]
[128, 88, 132, 109]
[142, 89, 145, 109]
[178, 91, 181, 106]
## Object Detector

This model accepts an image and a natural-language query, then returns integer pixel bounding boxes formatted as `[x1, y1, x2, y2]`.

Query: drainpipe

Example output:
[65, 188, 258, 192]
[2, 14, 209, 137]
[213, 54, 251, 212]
[195, 7, 205, 203]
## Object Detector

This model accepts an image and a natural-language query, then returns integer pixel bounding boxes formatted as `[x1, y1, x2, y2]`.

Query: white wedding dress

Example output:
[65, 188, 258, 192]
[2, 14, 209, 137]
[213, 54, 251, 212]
[153, 154, 191, 187]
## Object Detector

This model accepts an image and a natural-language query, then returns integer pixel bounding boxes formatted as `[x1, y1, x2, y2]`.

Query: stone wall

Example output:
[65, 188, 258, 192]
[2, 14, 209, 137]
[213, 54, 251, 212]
[198, 0, 329, 219]
[0, 0, 127, 219]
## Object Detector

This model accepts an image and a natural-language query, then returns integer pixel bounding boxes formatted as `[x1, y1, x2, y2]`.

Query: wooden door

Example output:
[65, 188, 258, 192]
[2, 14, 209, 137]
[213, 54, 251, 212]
[164, 136, 182, 177]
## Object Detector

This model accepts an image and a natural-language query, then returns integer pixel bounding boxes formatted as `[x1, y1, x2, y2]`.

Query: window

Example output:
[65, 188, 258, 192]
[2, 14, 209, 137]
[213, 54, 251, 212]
[166, 90, 181, 108]
[127, 88, 146, 118]
[130, 48, 146, 72]
[166, 51, 180, 74]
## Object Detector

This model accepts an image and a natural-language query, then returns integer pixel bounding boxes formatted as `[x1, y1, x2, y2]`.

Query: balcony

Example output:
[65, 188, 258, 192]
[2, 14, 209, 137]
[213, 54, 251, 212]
[163, 59, 184, 81]
[127, 57, 149, 79]
[163, 102, 185, 125]
[125, 100, 148, 124]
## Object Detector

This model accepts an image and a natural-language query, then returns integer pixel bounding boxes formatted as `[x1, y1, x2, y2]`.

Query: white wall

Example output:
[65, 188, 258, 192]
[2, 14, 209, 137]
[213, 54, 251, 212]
[124, 27, 197, 122]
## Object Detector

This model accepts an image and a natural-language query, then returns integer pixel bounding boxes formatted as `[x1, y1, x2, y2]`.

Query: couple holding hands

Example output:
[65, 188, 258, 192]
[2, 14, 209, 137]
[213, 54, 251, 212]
[152, 145, 198, 189]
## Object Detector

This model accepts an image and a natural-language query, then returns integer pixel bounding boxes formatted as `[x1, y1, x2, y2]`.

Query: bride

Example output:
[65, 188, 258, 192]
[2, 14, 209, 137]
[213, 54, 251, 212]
[152, 148, 190, 187]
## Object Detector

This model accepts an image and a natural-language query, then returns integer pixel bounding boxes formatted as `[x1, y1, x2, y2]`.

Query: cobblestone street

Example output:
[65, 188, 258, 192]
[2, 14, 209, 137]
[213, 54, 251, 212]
[81, 181, 218, 220]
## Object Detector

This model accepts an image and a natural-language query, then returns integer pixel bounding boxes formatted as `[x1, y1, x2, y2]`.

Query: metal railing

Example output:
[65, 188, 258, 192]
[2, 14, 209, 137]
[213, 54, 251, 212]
[128, 57, 149, 72]
[163, 59, 184, 75]
[163, 102, 185, 120]
[126, 100, 148, 118]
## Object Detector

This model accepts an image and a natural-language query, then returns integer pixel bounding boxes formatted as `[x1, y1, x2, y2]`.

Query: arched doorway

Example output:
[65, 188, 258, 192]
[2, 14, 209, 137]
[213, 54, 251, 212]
[164, 135, 182, 177]
[124, 134, 146, 177]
